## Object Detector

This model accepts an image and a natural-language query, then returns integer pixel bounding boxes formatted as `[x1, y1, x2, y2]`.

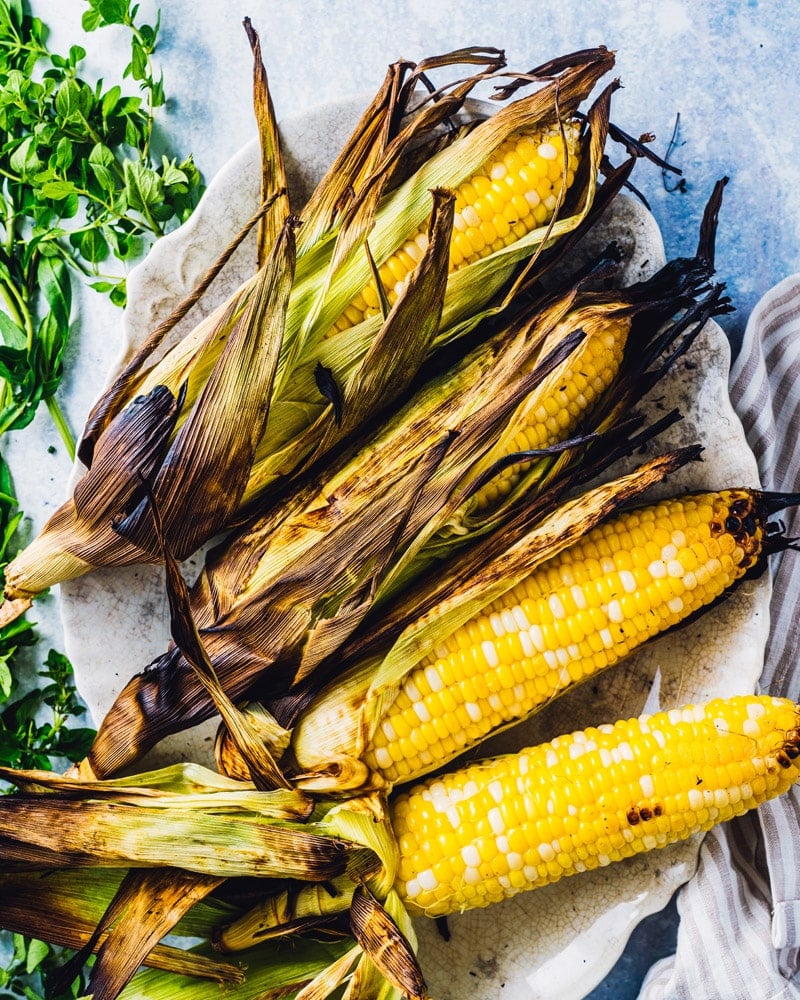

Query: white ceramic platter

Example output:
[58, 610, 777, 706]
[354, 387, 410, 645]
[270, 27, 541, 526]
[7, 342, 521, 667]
[60, 99, 769, 999]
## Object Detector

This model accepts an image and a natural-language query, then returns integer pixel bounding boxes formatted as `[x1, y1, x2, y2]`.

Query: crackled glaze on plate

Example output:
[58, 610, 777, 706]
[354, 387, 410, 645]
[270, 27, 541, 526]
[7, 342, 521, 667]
[60, 99, 769, 1000]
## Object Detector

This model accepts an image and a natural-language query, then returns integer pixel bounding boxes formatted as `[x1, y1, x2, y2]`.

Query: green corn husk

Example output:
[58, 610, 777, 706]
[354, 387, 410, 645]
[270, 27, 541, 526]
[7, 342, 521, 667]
[117, 939, 356, 1000]
[1, 43, 619, 618]
[0, 869, 245, 986]
[0, 860, 357, 1000]
[0, 763, 348, 879]
[0, 758, 402, 1000]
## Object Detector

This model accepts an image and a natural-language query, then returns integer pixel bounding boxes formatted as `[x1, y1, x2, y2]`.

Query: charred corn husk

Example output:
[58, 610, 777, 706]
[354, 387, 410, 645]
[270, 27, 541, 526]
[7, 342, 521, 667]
[1, 47, 616, 616]
[0, 762, 369, 1000]
[289, 489, 796, 789]
[0, 869, 245, 986]
[391, 694, 800, 917]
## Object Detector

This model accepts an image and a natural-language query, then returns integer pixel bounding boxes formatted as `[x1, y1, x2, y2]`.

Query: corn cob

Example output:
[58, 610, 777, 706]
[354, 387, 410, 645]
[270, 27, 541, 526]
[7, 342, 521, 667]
[329, 123, 582, 334]
[391, 694, 800, 917]
[292, 489, 772, 787]
[214, 692, 800, 967]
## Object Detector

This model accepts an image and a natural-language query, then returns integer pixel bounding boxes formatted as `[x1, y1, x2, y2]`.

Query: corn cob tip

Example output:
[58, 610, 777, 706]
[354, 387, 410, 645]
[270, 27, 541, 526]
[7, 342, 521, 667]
[758, 489, 800, 518]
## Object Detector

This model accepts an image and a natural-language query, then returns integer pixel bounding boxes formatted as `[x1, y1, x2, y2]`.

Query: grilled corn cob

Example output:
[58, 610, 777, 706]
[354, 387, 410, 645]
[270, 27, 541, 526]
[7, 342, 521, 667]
[215, 692, 800, 967]
[392, 694, 800, 917]
[292, 489, 774, 787]
[1, 51, 615, 618]
[329, 123, 581, 334]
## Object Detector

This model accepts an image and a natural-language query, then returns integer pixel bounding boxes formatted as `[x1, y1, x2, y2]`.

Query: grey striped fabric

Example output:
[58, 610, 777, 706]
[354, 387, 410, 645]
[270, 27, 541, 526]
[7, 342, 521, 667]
[639, 275, 800, 999]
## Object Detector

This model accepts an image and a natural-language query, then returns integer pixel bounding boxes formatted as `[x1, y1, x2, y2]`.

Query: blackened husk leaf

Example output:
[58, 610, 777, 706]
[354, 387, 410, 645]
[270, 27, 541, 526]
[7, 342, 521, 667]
[116, 217, 299, 559]
[2, 384, 183, 602]
[73, 384, 183, 524]
[349, 886, 428, 1000]
[82, 868, 226, 1000]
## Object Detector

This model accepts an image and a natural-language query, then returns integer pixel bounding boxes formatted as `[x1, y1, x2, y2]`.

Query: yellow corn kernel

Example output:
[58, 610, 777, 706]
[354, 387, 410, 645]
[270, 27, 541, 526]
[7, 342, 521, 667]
[392, 694, 800, 917]
[363, 491, 767, 785]
[328, 122, 582, 335]
[465, 314, 630, 518]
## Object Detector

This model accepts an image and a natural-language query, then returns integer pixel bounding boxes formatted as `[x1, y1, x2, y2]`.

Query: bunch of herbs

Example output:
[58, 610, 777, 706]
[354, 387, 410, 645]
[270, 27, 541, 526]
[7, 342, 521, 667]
[0, 0, 202, 988]
[0, 0, 203, 454]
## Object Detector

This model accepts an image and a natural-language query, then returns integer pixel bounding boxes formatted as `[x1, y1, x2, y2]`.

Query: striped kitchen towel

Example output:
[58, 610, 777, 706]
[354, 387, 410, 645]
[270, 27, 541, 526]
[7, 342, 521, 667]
[640, 274, 800, 999]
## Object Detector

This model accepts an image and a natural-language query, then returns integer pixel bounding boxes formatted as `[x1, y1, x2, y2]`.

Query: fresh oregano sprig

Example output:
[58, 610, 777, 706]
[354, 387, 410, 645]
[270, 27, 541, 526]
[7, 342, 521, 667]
[0, 0, 204, 456]
[0, 0, 199, 985]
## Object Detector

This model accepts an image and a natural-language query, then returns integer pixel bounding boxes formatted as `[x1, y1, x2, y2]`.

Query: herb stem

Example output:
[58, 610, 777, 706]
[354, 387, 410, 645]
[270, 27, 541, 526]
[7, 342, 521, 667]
[0, 277, 24, 331]
[45, 395, 75, 460]
[0, 274, 33, 342]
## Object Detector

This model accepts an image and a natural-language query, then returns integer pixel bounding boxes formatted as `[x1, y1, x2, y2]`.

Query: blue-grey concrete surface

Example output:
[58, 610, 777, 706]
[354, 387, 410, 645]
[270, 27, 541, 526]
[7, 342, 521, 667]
[586, 895, 681, 998]
[37, 3, 800, 997]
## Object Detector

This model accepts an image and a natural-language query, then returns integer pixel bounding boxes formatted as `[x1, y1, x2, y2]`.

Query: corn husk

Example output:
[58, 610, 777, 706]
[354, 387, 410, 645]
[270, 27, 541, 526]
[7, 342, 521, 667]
[0, 758, 395, 1000]
[2, 214, 298, 608]
[0, 869, 243, 985]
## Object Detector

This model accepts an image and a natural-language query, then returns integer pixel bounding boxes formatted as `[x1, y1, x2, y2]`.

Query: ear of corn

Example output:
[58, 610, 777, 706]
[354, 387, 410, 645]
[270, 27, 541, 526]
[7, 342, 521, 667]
[328, 122, 582, 336]
[391, 694, 800, 917]
[357, 489, 768, 786]
[1, 48, 617, 617]
[211, 693, 800, 978]
[292, 490, 792, 785]
[443, 304, 631, 532]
